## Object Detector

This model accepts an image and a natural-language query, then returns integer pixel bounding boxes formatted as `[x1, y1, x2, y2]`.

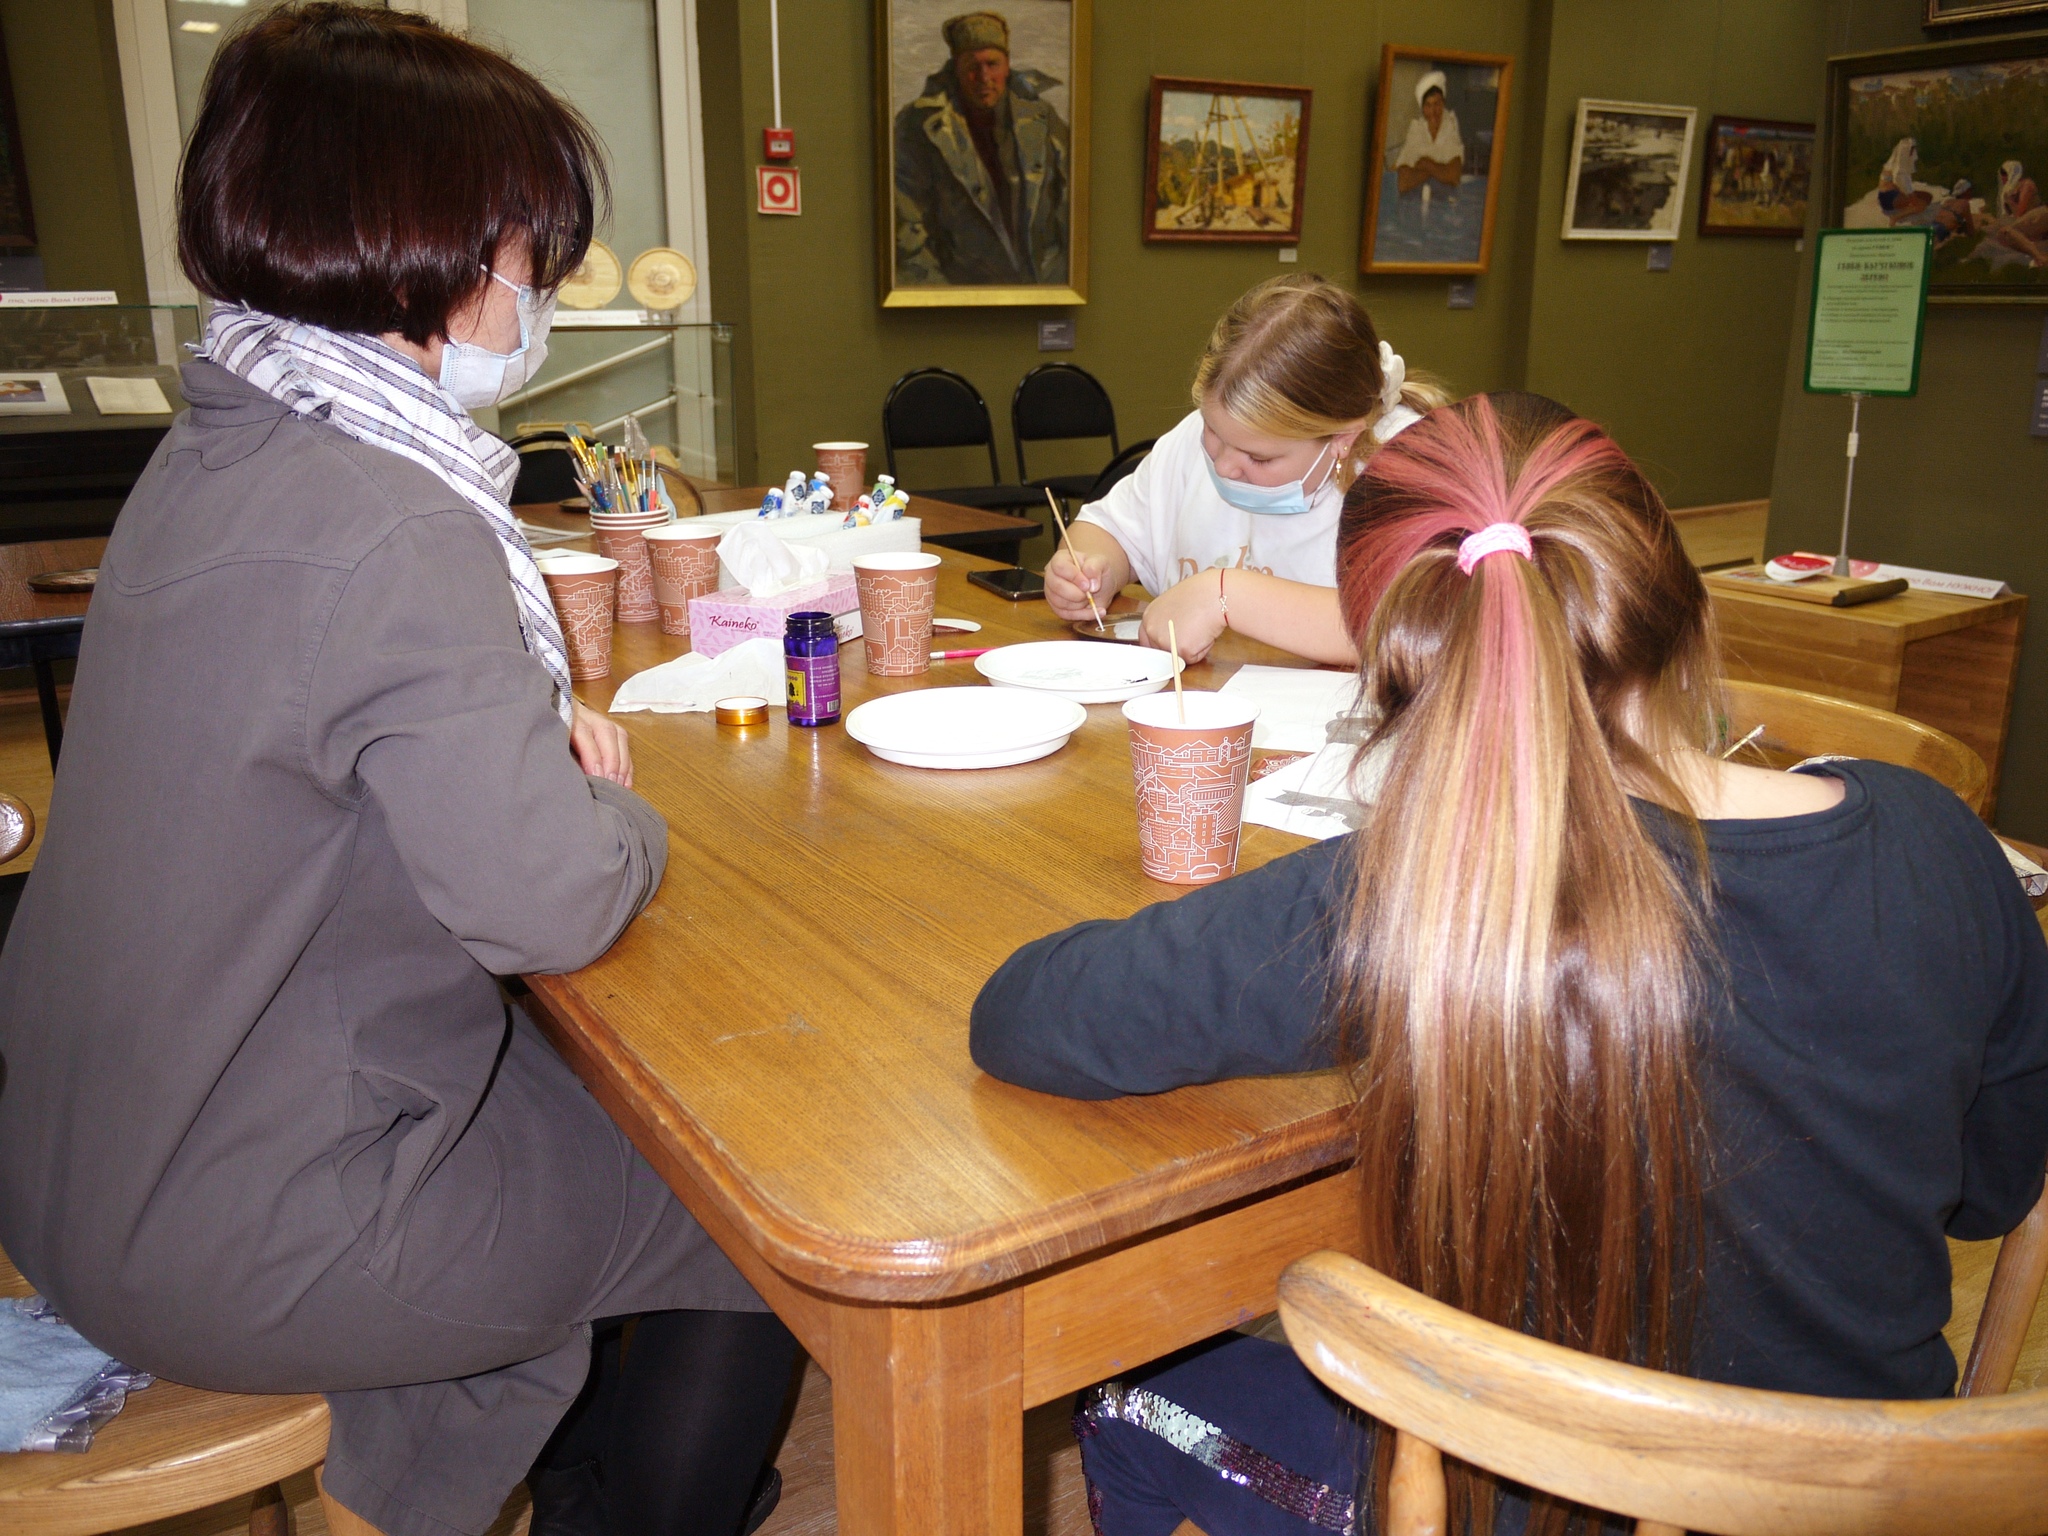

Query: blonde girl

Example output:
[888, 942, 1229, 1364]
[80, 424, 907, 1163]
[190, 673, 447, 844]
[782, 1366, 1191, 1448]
[1047, 273, 1447, 663]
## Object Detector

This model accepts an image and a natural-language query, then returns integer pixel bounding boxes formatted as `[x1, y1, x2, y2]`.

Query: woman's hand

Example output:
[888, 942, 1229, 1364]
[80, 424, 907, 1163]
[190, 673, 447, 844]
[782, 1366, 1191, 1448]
[570, 699, 633, 789]
[1140, 568, 1228, 663]
[1045, 546, 1113, 623]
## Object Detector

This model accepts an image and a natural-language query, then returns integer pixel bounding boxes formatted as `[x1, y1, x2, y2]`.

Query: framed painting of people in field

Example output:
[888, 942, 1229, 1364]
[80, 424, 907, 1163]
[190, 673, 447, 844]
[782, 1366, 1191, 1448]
[1697, 116, 1814, 236]
[1825, 34, 2048, 299]
[876, 1, 1091, 308]
[1143, 77, 1313, 245]
[1360, 46, 1512, 275]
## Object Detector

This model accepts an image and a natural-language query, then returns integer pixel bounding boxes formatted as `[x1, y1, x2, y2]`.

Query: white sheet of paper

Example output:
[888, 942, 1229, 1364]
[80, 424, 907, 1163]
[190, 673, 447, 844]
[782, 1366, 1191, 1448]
[515, 519, 588, 547]
[85, 376, 171, 415]
[1242, 739, 1391, 841]
[1220, 664, 1364, 751]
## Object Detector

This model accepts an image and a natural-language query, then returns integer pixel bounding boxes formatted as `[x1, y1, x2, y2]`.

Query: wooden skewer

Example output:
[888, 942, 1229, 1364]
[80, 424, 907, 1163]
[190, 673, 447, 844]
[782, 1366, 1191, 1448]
[1168, 619, 1185, 723]
[1721, 722, 1766, 760]
[1045, 488, 1106, 633]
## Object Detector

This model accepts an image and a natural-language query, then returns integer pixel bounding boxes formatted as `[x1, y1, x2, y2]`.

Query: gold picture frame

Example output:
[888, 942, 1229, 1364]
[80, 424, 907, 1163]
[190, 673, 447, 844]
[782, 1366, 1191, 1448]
[1359, 44, 1512, 275]
[874, 0, 1090, 308]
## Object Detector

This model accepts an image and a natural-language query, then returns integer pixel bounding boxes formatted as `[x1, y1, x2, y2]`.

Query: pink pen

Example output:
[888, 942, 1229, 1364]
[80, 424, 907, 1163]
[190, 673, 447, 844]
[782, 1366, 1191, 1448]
[931, 647, 993, 660]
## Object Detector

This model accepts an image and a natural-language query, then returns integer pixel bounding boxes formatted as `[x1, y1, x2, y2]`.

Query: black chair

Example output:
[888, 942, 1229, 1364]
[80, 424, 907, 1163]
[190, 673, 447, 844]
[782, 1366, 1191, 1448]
[1012, 364, 1120, 501]
[880, 368, 1047, 515]
[507, 430, 586, 506]
[1084, 437, 1156, 503]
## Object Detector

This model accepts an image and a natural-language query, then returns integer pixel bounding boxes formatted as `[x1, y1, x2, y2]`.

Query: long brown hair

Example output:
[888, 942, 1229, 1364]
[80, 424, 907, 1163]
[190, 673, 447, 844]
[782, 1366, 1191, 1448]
[1192, 274, 1451, 487]
[1332, 393, 1722, 1535]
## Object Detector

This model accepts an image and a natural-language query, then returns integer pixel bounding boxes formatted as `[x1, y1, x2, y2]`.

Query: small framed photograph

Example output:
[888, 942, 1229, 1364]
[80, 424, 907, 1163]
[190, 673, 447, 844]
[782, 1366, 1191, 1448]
[1925, 0, 2048, 24]
[1561, 99, 1699, 241]
[1144, 77, 1312, 245]
[1360, 46, 1513, 274]
[1697, 116, 1814, 237]
[0, 372, 69, 415]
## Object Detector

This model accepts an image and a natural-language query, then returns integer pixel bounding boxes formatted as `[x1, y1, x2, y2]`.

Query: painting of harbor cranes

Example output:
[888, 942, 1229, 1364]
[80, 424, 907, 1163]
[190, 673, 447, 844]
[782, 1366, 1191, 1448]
[1144, 77, 1312, 244]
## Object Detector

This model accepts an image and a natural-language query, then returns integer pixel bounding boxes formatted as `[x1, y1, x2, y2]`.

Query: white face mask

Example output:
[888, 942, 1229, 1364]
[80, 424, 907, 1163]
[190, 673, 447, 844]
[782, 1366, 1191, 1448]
[438, 268, 555, 410]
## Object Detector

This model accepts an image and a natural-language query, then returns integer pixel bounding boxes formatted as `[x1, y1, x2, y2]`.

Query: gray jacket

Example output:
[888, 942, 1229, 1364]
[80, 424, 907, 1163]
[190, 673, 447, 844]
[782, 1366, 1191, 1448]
[894, 68, 1070, 286]
[0, 363, 672, 1372]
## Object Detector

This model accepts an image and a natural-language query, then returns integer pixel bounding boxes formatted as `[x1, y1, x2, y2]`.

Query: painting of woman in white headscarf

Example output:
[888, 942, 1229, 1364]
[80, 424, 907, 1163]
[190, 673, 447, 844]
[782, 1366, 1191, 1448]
[1361, 45, 1514, 274]
[1828, 35, 2048, 295]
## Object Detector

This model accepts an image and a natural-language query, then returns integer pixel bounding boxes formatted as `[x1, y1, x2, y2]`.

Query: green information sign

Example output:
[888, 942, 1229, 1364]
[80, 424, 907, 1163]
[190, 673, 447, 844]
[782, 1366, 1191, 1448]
[1803, 228, 1933, 397]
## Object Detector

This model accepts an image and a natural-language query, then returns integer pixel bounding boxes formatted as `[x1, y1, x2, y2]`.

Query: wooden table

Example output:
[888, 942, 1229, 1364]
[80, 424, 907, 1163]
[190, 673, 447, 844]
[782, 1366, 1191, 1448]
[1708, 581, 2027, 808]
[518, 488, 1042, 568]
[520, 544, 1352, 1536]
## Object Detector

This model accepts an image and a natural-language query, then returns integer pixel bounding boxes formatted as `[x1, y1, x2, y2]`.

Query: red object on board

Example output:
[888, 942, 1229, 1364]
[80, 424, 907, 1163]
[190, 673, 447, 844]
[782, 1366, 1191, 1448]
[757, 166, 801, 216]
[763, 126, 796, 160]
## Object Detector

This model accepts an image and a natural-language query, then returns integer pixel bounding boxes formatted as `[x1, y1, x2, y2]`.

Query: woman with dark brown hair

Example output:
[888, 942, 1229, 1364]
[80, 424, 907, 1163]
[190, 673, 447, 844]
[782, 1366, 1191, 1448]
[972, 392, 2048, 1536]
[0, 8, 792, 1535]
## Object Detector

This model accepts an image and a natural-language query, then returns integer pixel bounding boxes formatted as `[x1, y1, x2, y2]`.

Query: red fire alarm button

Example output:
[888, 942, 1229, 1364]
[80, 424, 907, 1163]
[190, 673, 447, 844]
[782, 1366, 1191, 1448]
[763, 127, 795, 161]
[757, 165, 801, 216]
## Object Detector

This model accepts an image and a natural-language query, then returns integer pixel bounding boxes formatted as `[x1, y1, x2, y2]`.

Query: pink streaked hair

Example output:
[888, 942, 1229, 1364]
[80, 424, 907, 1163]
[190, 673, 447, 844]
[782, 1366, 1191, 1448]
[1339, 395, 1630, 900]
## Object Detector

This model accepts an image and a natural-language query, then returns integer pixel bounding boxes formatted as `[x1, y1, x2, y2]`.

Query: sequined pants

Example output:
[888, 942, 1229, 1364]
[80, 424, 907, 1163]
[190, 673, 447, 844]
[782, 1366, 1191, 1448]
[1073, 1335, 1366, 1536]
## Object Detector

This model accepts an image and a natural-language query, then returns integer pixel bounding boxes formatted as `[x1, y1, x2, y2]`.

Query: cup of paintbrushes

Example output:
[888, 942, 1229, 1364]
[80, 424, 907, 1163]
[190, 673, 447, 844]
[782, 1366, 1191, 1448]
[642, 525, 724, 636]
[589, 504, 669, 624]
[1120, 692, 1261, 886]
[535, 553, 620, 681]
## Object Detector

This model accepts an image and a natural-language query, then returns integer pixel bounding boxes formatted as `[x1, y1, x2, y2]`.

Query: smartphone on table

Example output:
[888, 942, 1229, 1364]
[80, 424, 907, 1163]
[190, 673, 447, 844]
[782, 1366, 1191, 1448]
[967, 567, 1046, 601]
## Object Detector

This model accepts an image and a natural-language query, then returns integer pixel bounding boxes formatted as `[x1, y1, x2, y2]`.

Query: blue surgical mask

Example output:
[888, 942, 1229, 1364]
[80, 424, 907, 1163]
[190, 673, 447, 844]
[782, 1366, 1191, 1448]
[438, 268, 555, 410]
[1203, 438, 1338, 516]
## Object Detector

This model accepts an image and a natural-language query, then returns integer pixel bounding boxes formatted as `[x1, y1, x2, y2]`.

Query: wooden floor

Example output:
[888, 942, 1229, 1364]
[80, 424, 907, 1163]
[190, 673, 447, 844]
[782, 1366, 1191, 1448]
[2, 683, 2041, 1535]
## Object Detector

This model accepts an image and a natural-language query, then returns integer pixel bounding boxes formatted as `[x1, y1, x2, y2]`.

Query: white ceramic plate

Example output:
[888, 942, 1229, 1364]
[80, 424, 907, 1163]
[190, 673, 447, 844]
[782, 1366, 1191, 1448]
[844, 687, 1087, 769]
[974, 641, 1184, 704]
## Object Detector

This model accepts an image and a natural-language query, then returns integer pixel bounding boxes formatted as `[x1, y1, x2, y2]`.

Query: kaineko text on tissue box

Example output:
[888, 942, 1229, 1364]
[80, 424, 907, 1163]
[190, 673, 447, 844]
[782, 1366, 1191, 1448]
[687, 573, 859, 658]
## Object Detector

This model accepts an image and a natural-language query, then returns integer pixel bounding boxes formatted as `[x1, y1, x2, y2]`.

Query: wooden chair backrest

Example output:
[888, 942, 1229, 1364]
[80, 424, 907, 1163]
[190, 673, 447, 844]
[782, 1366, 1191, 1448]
[1670, 498, 1769, 571]
[1722, 677, 1990, 816]
[1278, 1235, 2048, 1536]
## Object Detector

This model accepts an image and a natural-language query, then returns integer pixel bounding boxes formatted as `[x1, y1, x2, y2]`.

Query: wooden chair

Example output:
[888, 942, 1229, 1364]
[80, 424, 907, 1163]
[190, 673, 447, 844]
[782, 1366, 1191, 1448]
[1276, 1179, 2048, 1536]
[1722, 677, 1990, 816]
[0, 1244, 328, 1535]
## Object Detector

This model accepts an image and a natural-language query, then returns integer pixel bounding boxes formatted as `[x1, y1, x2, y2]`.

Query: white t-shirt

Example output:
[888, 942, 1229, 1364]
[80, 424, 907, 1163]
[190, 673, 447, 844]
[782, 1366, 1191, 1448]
[1394, 110, 1465, 170]
[1076, 410, 1343, 595]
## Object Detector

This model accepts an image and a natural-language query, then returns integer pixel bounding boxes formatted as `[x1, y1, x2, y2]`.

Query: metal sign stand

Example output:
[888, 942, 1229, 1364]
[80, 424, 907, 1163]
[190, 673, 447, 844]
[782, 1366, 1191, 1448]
[1831, 391, 1866, 578]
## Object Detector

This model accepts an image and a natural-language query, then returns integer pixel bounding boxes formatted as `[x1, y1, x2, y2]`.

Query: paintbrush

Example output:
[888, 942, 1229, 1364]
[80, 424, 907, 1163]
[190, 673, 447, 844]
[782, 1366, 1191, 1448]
[1168, 619, 1185, 724]
[1044, 487, 1106, 633]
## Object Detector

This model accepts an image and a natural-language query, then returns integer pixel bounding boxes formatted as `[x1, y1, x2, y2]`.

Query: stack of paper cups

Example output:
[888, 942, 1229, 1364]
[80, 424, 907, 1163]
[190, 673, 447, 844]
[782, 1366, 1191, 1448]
[589, 502, 670, 624]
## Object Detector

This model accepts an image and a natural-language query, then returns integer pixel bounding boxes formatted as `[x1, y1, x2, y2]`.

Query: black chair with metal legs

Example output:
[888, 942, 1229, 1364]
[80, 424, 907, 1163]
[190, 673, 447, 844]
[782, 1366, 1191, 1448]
[1011, 363, 1120, 503]
[1083, 437, 1156, 504]
[0, 615, 83, 769]
[880, 368, 1047, 517]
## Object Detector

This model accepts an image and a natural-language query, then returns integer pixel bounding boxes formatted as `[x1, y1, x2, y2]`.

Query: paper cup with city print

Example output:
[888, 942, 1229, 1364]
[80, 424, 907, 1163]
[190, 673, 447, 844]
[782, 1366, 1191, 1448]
[1121, 692, 1261, 885]
[537, 553, 620, 682]
[853, 551, 940, 676]
[813, 441, 868, 513]
[591, 516, 666, 624]
[643, 525, 723, 635]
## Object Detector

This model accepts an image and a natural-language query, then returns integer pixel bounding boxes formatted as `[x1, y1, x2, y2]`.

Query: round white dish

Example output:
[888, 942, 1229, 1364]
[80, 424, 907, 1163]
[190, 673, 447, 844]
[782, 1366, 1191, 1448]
[974, 641, 1184, 704]
[844, 687, 1087, 770]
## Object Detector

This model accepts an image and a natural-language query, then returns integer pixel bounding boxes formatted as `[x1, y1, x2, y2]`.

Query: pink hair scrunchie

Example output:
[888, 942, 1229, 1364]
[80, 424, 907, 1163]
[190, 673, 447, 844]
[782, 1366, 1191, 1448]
[1456, 522, 1534, 575]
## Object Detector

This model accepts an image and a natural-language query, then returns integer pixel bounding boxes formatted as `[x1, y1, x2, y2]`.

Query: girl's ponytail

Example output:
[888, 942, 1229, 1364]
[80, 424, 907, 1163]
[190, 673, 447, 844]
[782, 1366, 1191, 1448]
[1331, 393, 1720, 1536]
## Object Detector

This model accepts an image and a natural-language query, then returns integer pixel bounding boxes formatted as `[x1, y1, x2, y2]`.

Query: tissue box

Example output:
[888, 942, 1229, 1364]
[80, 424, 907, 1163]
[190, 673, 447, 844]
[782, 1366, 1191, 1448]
[694, 512, 922, 585]
[688, 572, 860, 658]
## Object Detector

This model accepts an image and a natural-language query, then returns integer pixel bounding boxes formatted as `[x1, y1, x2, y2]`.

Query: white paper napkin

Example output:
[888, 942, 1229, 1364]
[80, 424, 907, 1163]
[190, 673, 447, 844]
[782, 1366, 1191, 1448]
[608, 636, 786, 714]
[719, 523, 830, 598]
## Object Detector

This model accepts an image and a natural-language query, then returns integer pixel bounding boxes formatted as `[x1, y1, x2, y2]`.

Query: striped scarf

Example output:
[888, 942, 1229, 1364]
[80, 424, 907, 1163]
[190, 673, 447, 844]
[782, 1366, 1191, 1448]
[194, 303, 574, 723]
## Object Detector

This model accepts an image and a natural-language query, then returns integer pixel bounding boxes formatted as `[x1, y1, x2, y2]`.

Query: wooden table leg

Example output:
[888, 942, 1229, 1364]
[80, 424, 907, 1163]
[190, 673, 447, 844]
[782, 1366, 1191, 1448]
[830, 1290, 1024, 1536]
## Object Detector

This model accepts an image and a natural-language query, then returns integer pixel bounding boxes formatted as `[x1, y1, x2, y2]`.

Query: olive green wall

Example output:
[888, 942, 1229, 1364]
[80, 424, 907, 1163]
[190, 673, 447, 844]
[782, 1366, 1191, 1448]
[698, 0, 1831, 526]
[0, 0, 149, 302]
[1767, 2, 2048, 838]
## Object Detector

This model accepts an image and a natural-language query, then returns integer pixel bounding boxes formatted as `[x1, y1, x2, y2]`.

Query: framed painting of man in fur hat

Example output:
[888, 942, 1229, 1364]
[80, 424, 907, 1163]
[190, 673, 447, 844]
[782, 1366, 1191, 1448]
[877, 1, 1090, 306]
[1360, 44, 1514, 275]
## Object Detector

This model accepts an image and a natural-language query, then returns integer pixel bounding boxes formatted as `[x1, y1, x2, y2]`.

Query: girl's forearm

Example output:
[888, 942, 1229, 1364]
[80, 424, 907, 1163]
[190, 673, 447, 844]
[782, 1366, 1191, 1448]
[1217, 569, 1357, 665]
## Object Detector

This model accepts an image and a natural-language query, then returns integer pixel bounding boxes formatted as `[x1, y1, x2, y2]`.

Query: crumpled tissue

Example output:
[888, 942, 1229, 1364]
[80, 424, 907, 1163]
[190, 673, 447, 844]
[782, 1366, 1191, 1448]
[719, 523, 829, 599]
[609, 636, 786, 715]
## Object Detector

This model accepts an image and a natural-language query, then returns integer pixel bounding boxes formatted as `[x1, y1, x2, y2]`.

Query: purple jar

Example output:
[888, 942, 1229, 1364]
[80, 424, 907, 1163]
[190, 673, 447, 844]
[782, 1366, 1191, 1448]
[784, 610, 840, 726]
